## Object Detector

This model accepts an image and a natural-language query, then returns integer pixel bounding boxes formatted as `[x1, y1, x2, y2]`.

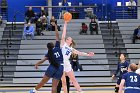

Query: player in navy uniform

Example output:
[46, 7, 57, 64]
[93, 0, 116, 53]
[30, 22, 63, 93]
[112, 54, 129, 93]
[119, 63, 140, 93]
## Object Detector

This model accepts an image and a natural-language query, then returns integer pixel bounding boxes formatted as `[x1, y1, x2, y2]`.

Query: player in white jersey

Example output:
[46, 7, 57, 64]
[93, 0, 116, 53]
[60, 21, 94, 93]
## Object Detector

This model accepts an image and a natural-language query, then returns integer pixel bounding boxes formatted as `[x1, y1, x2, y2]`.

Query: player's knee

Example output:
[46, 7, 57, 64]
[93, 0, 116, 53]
[61, 80, 67, 86]
[114, 87, 119, 93]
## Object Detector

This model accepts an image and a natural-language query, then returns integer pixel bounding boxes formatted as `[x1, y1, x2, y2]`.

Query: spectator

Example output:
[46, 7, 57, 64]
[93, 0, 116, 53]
[23, 22, 34, 40]
[40, 15, 48, 31]
[79, 23, 88, 35]
[132, 25, 140, 44]
[89, 18, 98, 35]
[39, 6, 48, 17]
[25, 7, 35, 23]
[49, 16, 57, 31]
[70, 53, 83, 71]
[36, 18, 43, 35]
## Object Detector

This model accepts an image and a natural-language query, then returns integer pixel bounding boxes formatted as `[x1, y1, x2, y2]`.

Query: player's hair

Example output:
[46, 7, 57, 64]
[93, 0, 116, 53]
[129, 63, 138, 72]
[47, 42, 59, 68]
[70, 39, 76, 48]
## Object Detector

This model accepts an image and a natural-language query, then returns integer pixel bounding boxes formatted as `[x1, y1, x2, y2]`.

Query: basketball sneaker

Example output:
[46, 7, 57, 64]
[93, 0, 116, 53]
[30, 89, 36, 93]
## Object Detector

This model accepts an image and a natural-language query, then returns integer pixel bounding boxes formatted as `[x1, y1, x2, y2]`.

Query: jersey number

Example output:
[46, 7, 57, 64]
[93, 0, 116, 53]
[54, 52, 60, 58]
[130, 76, 137, 82]
[65, 50, 70, 55]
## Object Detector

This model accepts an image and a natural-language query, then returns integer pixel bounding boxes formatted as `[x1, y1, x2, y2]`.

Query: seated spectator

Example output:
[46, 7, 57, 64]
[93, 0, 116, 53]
[79, 22, 88, 35]
[70, 53, 83, 71]
[36, 18, 43, 35]
[23, 22, 34, 40]
[50, 16, 57, 31]
[39, 6, 48, 17]
[25, 7, 35, 23]
[40, 15, 48, 31]
[89, 18, 98, 35]
[132, 25, 140, 44]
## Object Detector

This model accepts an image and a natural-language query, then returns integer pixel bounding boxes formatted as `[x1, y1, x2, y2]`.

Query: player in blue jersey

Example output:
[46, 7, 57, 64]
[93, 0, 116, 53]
[30, 22, 63, 93]
[112, 53, 129, 93]
[119, 63, 140, 93]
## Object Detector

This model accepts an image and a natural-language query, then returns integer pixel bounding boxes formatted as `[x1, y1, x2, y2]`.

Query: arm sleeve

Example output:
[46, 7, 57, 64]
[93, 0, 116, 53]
[122, 73, 127, 80]
[55, 41, 60, 48]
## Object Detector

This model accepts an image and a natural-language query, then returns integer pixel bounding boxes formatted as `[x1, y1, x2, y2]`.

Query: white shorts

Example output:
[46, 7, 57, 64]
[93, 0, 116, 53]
[64, 64, 73, 72]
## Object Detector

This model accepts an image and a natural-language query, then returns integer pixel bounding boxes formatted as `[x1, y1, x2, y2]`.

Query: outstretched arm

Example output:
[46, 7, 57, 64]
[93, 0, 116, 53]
[73, 49, 94, 56]
[51, 22, 59, 41]
[35, 57, 48, 69]
[61, 21, 67, 46]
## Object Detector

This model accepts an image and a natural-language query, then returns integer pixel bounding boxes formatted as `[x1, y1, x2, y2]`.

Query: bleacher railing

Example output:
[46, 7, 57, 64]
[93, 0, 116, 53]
[25, 5, 140, 20]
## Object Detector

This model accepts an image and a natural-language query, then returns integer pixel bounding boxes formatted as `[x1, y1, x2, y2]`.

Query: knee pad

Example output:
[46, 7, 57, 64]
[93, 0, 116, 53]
[114, 87, 119, 93]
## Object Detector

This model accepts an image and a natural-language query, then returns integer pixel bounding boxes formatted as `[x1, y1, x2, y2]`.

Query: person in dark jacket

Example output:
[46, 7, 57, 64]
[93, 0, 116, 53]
[25, 7, 35, 23]
[89, 18, 98, 35]
[132, 25, 140, 44]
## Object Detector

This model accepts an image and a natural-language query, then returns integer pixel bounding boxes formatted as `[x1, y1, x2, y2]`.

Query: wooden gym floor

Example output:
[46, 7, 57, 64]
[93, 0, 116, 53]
[0, 87, 119, 93]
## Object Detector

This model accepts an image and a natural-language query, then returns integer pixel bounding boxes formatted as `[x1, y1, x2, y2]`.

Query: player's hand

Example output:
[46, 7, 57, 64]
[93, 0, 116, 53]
[111, 75, 115, 80]
[35, 64, 39, 69]
[51, 22, 56, 26]
[88, 52, 94, 56]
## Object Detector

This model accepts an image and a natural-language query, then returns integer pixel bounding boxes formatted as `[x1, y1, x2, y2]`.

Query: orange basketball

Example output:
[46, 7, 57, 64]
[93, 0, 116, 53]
[63, 12, 72, 22]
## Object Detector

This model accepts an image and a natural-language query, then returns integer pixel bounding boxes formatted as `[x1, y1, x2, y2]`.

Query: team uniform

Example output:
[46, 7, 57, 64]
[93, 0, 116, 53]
[45, 41, 63, 80]
[62, 43, 73, 72]
[114, 61, 129, 85]
[122, 72, 140, 93]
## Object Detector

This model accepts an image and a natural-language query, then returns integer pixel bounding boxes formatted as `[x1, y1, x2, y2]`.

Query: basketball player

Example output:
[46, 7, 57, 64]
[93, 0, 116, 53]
[119, 63, 140, 93]
[60, 21, 94, 93]
[112, 53, 129, 93]
[30, 22, 64, 93]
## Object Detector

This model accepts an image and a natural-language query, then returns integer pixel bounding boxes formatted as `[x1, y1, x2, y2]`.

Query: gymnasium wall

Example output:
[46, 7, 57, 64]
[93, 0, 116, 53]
[2, 0, 137, 21]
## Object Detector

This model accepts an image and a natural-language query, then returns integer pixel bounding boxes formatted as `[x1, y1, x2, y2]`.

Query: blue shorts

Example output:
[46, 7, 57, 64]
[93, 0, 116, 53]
[117, 76, 122, 85]
[125, 89, 140, 93]
[45, 64, 63, 80]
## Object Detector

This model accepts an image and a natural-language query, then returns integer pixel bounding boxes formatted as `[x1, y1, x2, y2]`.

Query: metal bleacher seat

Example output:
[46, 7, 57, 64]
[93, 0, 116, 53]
[12, 19, 111, 86]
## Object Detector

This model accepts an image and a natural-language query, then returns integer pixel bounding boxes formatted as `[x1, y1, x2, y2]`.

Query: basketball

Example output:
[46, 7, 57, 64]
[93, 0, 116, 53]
[63, 12, 72, 22]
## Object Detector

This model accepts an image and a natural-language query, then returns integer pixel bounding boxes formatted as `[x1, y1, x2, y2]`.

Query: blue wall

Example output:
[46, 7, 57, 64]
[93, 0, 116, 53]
[7, 0, 46, 22]
[6, 0, 137, 21]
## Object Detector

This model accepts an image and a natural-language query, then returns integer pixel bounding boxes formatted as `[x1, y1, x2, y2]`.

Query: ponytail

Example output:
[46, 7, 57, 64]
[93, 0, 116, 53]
[70, 39, 76, 48]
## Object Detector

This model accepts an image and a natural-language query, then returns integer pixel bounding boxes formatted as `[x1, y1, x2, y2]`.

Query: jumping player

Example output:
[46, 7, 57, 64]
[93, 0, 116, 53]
[119, 63, 140, 93]
[30, 22, 63, 93]
[60, 21, 94, 93]
[112, 53, 129, 93]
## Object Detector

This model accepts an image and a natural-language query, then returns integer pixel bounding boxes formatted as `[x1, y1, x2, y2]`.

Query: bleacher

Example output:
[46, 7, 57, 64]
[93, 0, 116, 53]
[117, 19, 140, 64]
[9, 19, 115, 86]
[1, 19, 140, 87]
